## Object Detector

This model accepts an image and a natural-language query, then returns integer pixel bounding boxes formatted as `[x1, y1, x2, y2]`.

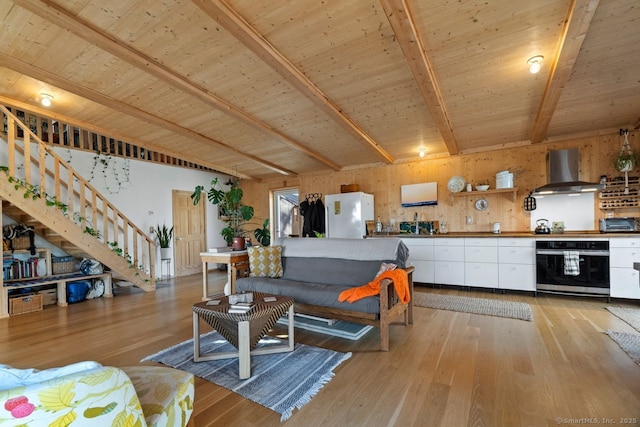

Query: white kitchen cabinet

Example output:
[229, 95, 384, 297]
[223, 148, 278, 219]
[401, 238, 434, 284]
[464, 238, 498, 287]
[498, 238, 535, 291]
[609, 237, 640, 299]
[434, 238, 465, 285]
[465, 262, 499, 287]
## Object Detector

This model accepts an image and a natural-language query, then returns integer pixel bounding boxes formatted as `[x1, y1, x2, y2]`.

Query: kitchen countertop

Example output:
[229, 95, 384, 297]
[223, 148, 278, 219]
[370, 231, 640, 238]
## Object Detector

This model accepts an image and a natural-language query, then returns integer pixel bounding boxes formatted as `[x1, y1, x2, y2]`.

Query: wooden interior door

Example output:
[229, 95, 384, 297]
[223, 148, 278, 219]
[172, 190, 206, 277]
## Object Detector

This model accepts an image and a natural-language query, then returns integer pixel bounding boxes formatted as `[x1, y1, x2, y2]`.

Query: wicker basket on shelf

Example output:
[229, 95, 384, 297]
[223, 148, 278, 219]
[52, 256, 76, 274]
[9, 294, 43, 315]
[8, 236, 31, 250]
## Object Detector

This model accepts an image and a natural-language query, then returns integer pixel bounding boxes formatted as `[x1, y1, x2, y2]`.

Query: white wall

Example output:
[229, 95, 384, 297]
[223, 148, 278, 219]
[55, 149, 229, 276]
[0, 138, 228, 277]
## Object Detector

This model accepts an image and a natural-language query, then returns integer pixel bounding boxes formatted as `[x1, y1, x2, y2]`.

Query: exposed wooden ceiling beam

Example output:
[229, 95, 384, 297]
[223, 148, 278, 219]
[380, 0, 459, 155]
[529, 0, 600, 144]
[0, 54, 296, 178]
[11, 0, 338, 172]
[192, 0, 394, 164]
[0, 95, 222, 174]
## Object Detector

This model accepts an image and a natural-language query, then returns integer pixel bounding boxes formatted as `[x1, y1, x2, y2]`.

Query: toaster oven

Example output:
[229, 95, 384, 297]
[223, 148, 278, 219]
[599, 217, 640, 233]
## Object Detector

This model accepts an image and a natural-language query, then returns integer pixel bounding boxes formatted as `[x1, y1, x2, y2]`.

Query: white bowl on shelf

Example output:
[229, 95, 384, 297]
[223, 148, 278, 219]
[475, 185, 490, 191]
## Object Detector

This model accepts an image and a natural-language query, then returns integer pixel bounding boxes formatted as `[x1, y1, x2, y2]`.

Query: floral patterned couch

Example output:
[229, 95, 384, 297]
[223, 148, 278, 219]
[0, 363, 194, 426]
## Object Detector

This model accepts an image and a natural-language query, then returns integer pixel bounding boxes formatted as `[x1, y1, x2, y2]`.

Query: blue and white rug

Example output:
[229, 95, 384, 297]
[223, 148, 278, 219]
[142, 332, 351, 421]
[277, 314, 374, 340]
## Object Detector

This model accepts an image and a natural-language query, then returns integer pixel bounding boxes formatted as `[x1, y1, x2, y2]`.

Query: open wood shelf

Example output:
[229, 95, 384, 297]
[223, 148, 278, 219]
[450, 187, 518, 202]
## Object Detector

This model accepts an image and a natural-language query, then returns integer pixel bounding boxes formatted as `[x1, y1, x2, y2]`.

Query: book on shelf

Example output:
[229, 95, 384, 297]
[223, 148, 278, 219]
[208, 246, 232, 253]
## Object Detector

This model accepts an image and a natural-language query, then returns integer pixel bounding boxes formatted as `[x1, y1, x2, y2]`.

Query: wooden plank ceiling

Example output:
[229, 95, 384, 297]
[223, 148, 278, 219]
[0, 0, 638, 181]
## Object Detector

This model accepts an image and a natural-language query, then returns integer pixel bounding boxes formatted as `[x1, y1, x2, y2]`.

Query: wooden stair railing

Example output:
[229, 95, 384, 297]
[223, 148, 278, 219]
[0, 105, 155, 289]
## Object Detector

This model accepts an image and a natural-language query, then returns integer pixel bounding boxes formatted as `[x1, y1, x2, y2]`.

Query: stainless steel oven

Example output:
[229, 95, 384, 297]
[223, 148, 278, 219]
[536, 240, 610, 296]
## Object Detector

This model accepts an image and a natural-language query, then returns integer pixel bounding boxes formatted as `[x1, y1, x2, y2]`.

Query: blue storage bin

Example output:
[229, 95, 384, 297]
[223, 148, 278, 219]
[66, 280, 90, 304]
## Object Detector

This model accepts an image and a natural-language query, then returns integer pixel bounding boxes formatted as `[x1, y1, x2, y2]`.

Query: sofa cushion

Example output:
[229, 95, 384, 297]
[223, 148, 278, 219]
[0, 361, 102, 391]
[282, 257, 382, 287]
[235, 277, 380, 314]
[248, 245, 283, 278]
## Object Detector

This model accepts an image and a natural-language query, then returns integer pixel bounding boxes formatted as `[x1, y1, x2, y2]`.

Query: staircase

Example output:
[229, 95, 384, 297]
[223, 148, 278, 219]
[0, 105, 155, 290]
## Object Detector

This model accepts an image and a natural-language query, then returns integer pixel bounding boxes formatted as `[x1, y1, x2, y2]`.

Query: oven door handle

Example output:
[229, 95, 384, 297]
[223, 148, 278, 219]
[536, 250, 610, 256]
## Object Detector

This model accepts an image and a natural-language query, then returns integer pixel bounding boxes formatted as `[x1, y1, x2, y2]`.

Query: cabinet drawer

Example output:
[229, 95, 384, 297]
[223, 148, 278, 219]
[434, 245, 464, 261]
[609, 248, 640, 268]
[405, 245, 434, 261]
[498, 238, 535, 248]
[434, 238, 465, 247]
[498, 264, 536, 291]
[464, 262, 498, 287]
[498, 247, 535, 264]
[401, 238, 434, 247]
[407, 260, 434, 283]
[610, 268, 640, 299]
[609, 237, 640, 248]
[434, 261, 464, 285]
[465, 246, 498, 263]
[465, 238, 498, 247]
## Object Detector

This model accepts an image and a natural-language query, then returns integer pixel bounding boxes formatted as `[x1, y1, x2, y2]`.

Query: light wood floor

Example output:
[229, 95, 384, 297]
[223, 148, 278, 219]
[2, 273, 640, 426]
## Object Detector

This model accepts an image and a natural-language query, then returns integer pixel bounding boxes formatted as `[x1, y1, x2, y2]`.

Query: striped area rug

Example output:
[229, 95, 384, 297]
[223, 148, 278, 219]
[413, 292, 533, 321]
[605, 306, 640, 365]
[142, 332, 351, 421]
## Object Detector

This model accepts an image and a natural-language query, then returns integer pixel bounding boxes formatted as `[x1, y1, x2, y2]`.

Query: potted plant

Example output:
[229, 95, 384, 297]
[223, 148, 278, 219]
[191, 177, 270, 250]
[154, 223, 174, 259]
[613, 152, 637, 172]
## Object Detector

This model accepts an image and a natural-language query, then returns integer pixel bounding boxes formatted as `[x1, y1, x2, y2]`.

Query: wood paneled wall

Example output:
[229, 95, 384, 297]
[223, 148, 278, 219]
[242, 132, 639, 233]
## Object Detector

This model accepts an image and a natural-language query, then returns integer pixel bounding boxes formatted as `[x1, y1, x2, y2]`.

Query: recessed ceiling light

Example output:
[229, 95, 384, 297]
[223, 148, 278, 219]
[418, 148, 426, 158]
[40, 93, 53, 107]
[527, 56, 544, 74]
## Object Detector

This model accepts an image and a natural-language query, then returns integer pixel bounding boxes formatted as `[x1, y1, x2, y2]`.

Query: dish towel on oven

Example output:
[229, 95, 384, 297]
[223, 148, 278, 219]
[563, 251, 580, 276]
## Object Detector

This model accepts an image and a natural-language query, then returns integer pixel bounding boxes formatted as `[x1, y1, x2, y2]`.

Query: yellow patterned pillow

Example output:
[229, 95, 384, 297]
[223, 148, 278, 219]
[248, 246, 284, 278]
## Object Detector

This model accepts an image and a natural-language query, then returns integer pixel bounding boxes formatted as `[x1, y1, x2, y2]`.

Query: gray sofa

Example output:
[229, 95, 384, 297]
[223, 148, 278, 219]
[235, 238, 414, 351]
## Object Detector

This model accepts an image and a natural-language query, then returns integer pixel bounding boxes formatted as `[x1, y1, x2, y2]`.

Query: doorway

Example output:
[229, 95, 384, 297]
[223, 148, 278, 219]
[172, 190, 206, 276]
[272, 188, 300, 239]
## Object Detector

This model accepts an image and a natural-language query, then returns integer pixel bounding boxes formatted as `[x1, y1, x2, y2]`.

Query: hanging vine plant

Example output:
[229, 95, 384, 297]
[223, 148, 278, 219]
[613, 129, 638, 195]
[88, 151, 132, 194]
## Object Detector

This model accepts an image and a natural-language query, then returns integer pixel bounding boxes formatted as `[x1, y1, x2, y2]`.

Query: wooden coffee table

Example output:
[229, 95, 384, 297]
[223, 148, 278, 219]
[192, 292, 294, 379]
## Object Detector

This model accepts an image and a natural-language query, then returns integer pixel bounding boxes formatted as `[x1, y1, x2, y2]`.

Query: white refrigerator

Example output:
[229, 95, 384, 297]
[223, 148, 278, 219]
[325, 192, 374, 238]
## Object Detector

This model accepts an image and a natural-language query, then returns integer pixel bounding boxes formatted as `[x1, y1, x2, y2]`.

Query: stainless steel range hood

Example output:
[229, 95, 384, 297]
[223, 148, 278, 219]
[532, 148, 604, 195]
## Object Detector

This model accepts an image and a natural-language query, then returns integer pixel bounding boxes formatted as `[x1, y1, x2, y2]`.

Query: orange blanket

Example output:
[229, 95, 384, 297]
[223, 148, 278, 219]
[338, 269, 410, 304]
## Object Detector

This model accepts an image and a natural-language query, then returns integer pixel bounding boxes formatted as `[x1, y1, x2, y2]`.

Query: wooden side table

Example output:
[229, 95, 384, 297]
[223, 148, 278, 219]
[199, 250, 249, 298]
[192, 293, 295, 379]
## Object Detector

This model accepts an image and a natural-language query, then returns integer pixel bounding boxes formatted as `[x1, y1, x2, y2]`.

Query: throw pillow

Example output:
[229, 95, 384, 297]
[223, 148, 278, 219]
[248, 246, 284, 278]
[374, 262, 397, 279]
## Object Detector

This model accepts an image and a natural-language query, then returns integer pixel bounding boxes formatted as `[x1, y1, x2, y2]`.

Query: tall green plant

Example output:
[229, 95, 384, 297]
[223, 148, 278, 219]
[192, 177, 270, 246]
[154, 224, 174, 248]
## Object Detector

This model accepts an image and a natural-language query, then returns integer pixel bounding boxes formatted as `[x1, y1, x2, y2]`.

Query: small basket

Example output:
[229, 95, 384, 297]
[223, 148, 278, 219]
[340, 184, 360, 193]
[9, 236, 31, 250]
[52, 256, 76, 274]
[10, 294, 43, 315]
[38, 289, 57, 306]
